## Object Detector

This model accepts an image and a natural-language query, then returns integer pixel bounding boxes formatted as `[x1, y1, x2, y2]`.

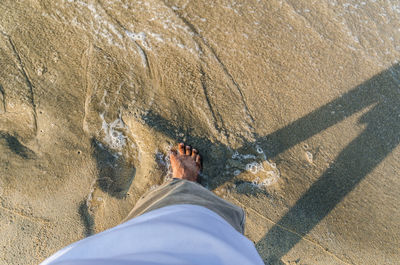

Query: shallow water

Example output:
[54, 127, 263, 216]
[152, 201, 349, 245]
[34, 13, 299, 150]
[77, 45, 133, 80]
[1, 0, 400, 264]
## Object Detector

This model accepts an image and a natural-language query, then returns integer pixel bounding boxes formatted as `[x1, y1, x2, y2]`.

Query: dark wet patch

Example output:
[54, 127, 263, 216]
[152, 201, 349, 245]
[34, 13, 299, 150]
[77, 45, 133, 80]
[0, 84, 5, 113]
[0, 131, 35, 159]
[78, 200, 94, 237]
[91, 138, 135, 199]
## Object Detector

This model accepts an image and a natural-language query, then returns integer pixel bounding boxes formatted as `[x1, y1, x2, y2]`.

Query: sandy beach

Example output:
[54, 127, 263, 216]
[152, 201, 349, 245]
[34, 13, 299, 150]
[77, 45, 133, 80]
[1, 0, 399, 264]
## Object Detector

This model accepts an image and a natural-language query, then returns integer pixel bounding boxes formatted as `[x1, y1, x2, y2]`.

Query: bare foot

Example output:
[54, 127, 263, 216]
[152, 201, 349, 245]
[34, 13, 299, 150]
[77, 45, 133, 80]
[170, 143, 202, 182]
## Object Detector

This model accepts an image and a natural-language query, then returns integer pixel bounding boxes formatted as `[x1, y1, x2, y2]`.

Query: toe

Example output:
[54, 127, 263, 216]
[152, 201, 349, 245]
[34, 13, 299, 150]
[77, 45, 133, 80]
[185, 145, 192, 156]
[170, 150, 178, 163]
[178, 143, 185, 155]
[195, 154, 202, 169]
[191, 149, 198, 158]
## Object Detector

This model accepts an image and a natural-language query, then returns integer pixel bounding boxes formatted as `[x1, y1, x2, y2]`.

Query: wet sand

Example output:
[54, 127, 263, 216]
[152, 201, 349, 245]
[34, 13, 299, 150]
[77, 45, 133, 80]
[0, 0, 399, 264]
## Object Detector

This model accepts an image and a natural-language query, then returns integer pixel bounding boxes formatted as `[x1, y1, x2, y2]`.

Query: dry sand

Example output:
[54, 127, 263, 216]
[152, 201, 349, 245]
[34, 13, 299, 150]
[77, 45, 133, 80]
[0, 0, 399, 264]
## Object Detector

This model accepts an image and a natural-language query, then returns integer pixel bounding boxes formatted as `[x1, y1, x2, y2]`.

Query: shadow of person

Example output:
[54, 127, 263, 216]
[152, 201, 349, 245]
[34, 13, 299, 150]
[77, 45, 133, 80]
[140, 63, 399, 264]
[255, 63, 400, 263]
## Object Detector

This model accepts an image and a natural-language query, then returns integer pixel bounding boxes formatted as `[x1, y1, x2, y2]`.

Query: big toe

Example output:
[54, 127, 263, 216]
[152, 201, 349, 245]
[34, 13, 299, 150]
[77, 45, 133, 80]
[170, 150, 178, 163]
[178, 143, 185, 155]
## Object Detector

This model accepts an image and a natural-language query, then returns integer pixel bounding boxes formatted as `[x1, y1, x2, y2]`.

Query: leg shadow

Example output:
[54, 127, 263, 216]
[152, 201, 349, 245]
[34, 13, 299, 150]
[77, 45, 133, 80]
[256, 64, 400, 263]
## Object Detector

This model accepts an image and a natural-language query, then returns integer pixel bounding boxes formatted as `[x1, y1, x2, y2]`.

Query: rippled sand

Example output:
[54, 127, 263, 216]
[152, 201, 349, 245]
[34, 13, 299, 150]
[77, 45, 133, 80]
[1, 1, 399, 264]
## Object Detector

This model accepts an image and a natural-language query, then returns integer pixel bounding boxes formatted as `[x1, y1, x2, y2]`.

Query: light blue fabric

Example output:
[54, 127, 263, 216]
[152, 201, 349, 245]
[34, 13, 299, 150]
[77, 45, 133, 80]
[41, 204, 264, 265]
